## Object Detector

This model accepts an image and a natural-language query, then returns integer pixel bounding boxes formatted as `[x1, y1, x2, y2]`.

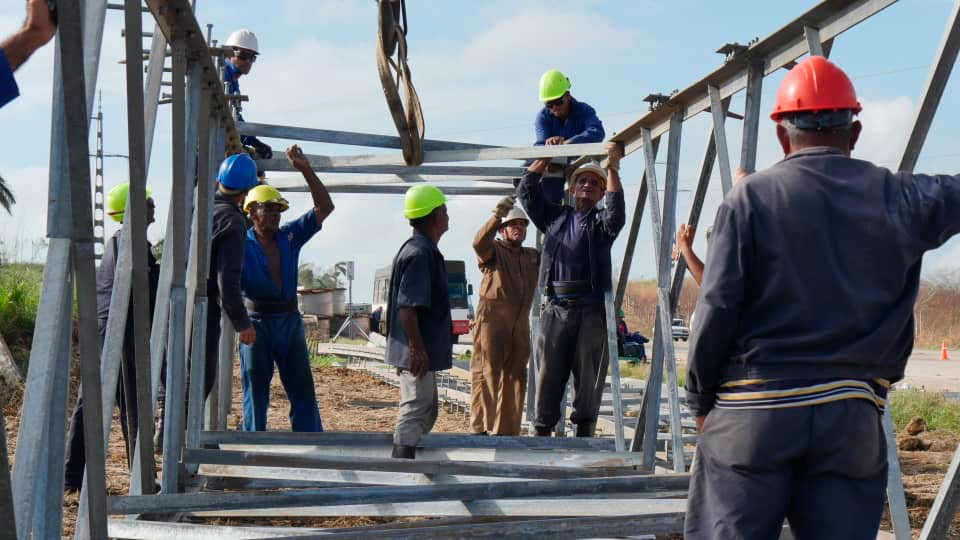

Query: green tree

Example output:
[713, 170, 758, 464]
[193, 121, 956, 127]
[0, 175, 15, 215]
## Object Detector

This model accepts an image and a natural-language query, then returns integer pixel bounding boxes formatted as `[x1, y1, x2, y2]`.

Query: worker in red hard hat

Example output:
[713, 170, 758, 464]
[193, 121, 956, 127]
[684, 55, 960, 539]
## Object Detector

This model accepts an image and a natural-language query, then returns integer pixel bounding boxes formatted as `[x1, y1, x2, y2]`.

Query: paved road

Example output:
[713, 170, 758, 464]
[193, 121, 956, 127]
[671, 340, 960, 392]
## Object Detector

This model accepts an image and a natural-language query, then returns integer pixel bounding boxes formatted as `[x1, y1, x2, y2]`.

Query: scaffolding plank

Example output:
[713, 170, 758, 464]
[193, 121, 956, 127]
[199, 430, 616, 450]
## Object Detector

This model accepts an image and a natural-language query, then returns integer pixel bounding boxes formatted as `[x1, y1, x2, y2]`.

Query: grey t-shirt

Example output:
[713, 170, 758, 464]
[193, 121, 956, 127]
[384, 231, 453, 372]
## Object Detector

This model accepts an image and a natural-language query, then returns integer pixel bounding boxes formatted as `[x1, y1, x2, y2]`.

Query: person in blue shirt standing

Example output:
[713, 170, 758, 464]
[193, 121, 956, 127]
[534, 69, 605, 147]
[238, 144, 334, 432]
[223, 29, 272, 160]
[0, 0, 57, 109]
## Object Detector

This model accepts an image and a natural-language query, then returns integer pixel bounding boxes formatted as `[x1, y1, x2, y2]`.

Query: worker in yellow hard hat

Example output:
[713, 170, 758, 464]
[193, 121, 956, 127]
[385, 184, 452, 459]
[65, 182, 159, 491]
[535, 69, 605, 147]
[237, 144, 334, 432]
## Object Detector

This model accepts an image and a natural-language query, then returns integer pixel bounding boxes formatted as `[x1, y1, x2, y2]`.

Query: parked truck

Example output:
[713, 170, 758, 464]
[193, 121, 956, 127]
[372, 260, 473, 342]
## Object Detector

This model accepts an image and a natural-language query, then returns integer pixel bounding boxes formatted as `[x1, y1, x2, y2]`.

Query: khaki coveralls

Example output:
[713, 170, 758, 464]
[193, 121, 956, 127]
[470, 214, 540, 435]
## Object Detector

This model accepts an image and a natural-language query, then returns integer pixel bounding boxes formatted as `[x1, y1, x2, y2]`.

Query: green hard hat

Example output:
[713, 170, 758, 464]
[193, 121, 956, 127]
[617, 309, 625, 318]
[403, 184, 445, 220]
[539, 69, 571, 102]
[106, 183, 153, 223]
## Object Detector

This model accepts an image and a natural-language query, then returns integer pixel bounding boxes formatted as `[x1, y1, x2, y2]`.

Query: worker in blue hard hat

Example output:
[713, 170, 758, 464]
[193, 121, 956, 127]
[238, 144, 334, 432]
[154, 152, 261, 448]
[223, 29, 272, 161]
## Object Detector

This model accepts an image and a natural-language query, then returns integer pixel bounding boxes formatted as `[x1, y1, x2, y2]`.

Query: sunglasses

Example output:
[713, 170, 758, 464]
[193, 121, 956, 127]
[545, 96, 565, 109]
[235, 51, 257, 62]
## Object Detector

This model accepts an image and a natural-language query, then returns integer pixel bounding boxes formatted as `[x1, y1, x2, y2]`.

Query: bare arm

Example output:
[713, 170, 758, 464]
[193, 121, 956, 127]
[1, 0, 56, 72]
[605, 142, 624, 193]
[676, 224, 705, 285]
[287, 145, 335, 225]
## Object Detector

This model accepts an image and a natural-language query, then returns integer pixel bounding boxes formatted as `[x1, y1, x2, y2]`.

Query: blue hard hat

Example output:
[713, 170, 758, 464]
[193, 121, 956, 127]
[217, 153, 259, 190]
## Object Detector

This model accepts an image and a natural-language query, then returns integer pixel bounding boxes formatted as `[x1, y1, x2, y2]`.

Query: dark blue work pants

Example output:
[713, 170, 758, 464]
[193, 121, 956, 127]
[239, 312, 323, 432]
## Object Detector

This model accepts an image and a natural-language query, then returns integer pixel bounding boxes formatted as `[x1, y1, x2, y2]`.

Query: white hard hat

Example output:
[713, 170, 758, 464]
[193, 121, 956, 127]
[569, 163, 607, 190]
[500, 207, 529, 226]
[225, 29, 259, 54]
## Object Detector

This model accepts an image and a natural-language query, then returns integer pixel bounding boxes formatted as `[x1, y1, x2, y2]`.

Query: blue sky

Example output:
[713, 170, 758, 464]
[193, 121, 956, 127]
[2, 0, 959, 303]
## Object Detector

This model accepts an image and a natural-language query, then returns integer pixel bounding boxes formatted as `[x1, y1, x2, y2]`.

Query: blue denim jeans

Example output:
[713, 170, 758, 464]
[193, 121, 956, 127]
[239, 313, 323, 432]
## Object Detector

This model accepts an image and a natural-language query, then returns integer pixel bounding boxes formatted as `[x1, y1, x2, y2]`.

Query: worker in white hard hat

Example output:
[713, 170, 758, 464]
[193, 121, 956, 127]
[469, 199, 540, 436]
[223, 29, 272, 160]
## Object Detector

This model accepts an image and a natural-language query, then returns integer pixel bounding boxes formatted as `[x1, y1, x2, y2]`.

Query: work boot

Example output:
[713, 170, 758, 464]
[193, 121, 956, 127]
[471, 431, 488, 436]
[391, 444, 416, 459]
[575, 422, 596, 438]
[533, 426, 552, 437]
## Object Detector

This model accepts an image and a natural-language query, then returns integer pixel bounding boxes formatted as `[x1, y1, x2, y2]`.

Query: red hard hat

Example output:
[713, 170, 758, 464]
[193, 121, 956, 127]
[770, 56, 861, 120]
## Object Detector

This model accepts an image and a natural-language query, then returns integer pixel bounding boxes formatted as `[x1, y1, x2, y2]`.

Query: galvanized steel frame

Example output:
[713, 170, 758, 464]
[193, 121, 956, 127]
[15, 0, 960, 537]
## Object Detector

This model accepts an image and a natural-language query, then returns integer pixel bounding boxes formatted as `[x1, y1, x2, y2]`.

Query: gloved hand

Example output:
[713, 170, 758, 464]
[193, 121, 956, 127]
[495, 195, 516, 217]
[252, 140, 273, 160]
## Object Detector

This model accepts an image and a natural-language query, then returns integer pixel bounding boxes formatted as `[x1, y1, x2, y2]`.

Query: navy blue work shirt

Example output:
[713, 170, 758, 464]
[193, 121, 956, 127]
[241, 209, 320, 304]
[0, 50, 20, 109]
[534, 97, 605, 146]
[384, 231, 453, 372]
[552, 210, 591, 282]
[223, 61, 264, 148]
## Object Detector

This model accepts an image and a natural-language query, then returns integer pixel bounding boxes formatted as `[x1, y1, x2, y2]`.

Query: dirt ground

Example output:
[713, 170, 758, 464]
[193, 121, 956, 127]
[3, 360, 471, 538]
[5, 361, 960, 538]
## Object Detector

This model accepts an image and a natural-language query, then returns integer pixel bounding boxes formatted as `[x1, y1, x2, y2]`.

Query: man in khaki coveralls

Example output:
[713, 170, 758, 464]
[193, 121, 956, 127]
[470, 197, 540, 435]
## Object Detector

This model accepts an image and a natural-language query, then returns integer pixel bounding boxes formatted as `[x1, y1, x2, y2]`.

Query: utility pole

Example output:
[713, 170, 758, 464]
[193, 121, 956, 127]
[90, 91, 129, 263]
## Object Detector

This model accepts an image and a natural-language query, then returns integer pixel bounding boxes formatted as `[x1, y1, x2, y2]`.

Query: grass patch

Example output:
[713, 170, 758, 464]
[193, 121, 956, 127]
[890, 389, 960, 432]
[617, 360, 685, 387]
[0, 263, 44, 373]
[312, 354, 344, 368]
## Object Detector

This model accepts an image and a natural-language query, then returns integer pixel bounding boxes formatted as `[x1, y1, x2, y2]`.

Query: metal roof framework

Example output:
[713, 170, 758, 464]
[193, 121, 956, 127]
[6, 0, 960, 538]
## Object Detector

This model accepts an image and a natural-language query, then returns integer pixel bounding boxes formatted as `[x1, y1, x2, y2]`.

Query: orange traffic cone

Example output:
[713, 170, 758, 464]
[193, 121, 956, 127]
[942, 340, 950, 361]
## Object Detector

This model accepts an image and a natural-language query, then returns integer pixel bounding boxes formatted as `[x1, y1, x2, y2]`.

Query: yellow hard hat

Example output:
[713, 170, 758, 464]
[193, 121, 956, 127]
[539, 69, 571, 102]
[106, 183, 153, 223]
[243, 185, 289, 213]
[403, 184, 445, 220]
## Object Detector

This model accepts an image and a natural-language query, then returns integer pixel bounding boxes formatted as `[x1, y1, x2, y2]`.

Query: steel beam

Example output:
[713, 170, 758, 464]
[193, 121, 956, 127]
[237, 121, 495, 151]
[882, 407, 911, 540]
[183, 448, 641, 479]
[199, 430, 616, 450]
[260, 162, 522, 177]
[277, 185, 514, 196]
[898, 0, 960, 172]
[108, 474, 690, 514]
[143, 25, 167, 171]
[567, 0, 898, 170]
[267, 174, 514, 189]
[709, 87, 735, 195]
[739, 59, 764, 174]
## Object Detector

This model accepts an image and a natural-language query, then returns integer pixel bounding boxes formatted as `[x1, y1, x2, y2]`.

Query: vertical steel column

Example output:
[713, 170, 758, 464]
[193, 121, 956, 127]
[898, 0, 960, 173]
[161, 36, 190, 495]
[524, 232, 544, 426]
[187, 88, 213, 451]
[804, 26, 825, 56]
[709, 87, 734, 196]
[882, 407, 912, 540]
[124, 0, 157, 496]
[613, 139, 660, 310]
[903, 5, 960, 536]
[668, 109, 726, 311]
[636, 115, 685, 472]
[143, 26, 168, 173]
[60, 0, 108, 534]
[603, 291, 625, 451]
[740, 59, 764, 174]
[13, 0, 107, 535]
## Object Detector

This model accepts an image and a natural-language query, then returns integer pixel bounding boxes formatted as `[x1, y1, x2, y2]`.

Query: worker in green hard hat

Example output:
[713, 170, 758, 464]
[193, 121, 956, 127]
[535, 69, 604, 147]
[64, 183, 160, 491]
[385, 184, 452, 459]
